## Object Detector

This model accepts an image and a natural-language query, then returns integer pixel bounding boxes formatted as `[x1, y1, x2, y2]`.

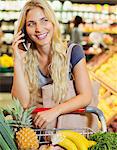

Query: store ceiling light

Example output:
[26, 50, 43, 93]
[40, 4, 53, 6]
[63, 1, 72, 10]
[52, 0, 62, 10]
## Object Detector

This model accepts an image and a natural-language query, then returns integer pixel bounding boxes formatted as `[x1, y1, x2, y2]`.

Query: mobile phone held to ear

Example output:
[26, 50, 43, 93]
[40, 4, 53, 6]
[18, 27, 29, 51]
[22, 41, 28, 51]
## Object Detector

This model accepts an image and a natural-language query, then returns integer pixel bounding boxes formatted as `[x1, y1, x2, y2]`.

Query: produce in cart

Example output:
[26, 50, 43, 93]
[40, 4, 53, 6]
[1, 98, 39, 150]
[0, 111, 18, 150]
[1, 98, 117, 150]
[88, 132, 117, 150]
[51, 130, 96, 150]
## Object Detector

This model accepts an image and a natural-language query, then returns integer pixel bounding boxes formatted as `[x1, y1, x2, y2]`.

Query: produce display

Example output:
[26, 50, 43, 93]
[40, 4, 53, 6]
[107, 115, 117, 132]
[0, 54, 13, 68]
[98, 90, 117, 123]
[88, 45, 117, 133]
[88, 74, 117, 126]
[94, 52, 117, 92]
[83, 24, 117, 35]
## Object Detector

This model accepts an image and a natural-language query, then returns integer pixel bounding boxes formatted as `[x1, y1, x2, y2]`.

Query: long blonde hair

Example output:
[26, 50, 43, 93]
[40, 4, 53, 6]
[15, 0, 68, 106]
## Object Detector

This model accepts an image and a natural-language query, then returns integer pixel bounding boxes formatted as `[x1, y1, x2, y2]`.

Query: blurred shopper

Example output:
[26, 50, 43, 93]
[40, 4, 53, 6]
[11, 0, 92, 129]
[65, 21, 72, 38]
[71, 16, 83, 44]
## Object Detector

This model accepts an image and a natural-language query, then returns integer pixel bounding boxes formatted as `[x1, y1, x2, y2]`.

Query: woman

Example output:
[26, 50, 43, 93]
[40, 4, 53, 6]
[11, 0, 92, 129]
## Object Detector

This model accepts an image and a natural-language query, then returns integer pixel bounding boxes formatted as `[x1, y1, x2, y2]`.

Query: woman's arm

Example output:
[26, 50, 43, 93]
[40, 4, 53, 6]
[34, 58, 92, 128]
[11, 31, 30, 108]
[55, 58, 92, 114]
[11, 60, 30, 108]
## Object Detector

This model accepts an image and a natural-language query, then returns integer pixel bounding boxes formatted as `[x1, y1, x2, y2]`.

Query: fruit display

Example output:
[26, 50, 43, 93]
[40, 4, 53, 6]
[89, 72, 117, 126]
[87, 49, 113, 71]
[96, 84, 117, 124]
[95, 52, 117, 92]
[98, 86, 107, 97]
[103, 34, 113, 45]
[107, 115, 117, 132]
[88, 47, 117, 93]
[82, 24, 117, 35]
[0, 54, 13, 68]
[98, 92, 117, 123]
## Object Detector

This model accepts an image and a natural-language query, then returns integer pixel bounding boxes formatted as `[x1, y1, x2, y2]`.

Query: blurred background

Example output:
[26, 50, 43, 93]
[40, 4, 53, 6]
[0, 0, 117, 132]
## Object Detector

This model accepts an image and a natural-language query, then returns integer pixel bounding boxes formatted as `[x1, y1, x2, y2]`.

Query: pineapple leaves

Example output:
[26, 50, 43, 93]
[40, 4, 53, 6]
[1, 97, 36, 127]
[21, 105, 35, 126]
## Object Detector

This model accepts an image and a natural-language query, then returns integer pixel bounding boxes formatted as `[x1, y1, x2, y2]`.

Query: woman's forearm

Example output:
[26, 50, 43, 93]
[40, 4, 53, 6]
[11, 60, 30, 108]
[53, 93, 92, 116]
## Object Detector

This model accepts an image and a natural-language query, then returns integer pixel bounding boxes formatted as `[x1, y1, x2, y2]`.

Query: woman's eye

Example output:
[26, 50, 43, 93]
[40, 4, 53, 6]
[44, 18, 48, 21]
[42, 18, 48, 23]
[27, 22, 35, 27]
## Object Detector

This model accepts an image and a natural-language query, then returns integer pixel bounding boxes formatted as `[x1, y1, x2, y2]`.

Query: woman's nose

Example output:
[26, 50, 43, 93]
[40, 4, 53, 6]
[35, 23, 43, 33]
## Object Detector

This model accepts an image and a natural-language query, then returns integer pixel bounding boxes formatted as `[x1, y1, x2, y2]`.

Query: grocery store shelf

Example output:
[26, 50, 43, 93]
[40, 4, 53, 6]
[0, 72, 13, 77]
[3, 30, 14, 34]
[0, 72, 13, 92]
[60, 0, 117, 5]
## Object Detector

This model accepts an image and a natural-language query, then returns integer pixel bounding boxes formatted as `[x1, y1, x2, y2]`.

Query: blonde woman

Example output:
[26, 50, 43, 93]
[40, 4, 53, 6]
[11, 0, 92, 129]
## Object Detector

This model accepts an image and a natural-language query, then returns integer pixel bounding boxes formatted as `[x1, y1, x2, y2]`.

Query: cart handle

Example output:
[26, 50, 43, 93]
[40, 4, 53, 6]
[32, 106, 107, 132]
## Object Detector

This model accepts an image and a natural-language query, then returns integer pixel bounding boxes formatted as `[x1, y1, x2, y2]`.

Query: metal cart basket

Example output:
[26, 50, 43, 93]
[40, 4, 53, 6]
[31, 106, 107, 145]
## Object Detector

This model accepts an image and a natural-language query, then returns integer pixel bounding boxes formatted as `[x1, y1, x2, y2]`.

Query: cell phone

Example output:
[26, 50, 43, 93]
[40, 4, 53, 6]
[18, 27, 29, 51]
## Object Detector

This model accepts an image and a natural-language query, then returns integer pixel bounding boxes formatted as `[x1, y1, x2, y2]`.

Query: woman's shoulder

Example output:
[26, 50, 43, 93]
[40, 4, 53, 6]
[67, 41, 82, 48]
[68, 42, 85, 68]
[67, 41, 84, 55]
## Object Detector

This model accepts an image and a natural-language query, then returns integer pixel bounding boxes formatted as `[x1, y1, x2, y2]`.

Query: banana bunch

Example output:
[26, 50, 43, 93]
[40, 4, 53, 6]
[51, 130, 96, 150]
[0, 54, 13, 68]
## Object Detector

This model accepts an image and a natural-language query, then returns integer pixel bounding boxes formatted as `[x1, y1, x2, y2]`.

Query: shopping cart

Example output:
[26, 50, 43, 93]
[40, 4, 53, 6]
[32, 106, 107, 145]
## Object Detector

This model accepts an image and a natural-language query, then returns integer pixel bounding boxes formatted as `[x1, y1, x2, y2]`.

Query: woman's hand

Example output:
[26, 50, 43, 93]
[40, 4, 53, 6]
[12, 31, 30, 61]
[33, 108, 60, 129]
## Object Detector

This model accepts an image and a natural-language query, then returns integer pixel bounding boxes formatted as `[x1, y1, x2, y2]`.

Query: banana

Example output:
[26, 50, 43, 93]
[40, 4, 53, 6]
[51, 133, 78, 150]
[58, 137, 78, 150]
[57, 130, 96, 150]
[88, 140, 97, 148]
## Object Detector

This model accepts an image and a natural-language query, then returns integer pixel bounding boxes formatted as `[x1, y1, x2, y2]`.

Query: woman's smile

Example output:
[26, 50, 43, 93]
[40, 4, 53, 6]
[35, 32, 48, 40]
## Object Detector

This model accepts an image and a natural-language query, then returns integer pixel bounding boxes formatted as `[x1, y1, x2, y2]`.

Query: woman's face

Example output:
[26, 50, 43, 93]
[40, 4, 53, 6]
[25, 7, 54, 47]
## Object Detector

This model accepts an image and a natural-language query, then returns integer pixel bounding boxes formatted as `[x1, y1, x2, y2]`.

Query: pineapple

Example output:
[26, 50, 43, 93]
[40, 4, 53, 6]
[3, 98, 39, 150]
[16, 127, 39, 150]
